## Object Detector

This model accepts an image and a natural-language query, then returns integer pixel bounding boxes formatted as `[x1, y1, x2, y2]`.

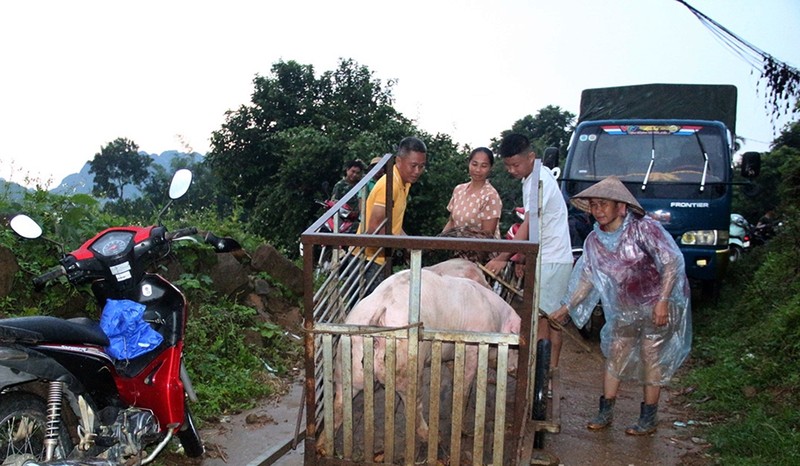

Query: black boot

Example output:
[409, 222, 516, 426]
[625, 402, 658, 435]
[587, 395, 615, 430]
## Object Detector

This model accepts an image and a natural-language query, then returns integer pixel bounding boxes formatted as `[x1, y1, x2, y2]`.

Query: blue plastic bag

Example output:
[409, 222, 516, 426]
[100, 299, 163, 360]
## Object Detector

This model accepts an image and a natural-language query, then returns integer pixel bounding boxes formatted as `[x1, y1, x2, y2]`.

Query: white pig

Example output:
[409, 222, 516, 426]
[318, 259, 520, 451]
[424, 257, 490, 288]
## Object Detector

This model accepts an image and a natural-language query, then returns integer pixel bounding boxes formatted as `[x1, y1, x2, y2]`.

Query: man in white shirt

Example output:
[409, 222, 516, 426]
[485, 133, 573, 375]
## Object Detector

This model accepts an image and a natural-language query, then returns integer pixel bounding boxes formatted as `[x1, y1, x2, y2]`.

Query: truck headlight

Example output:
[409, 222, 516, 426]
[681, 230, 728, 246]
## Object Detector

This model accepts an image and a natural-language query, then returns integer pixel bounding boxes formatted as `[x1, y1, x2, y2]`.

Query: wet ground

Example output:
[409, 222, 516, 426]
[544, 330, 710, 465]
[192, 326, 712, 466]
[198, 374, 306, 466]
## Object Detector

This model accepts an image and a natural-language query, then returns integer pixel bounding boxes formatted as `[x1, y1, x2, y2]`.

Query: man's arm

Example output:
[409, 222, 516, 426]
[515, 211, 531, 242]
[367, 204, 387, 234]
[485, 212, 531, 274]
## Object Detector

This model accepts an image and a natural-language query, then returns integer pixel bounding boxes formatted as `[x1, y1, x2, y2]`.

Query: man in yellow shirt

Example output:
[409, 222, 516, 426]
[352, 136, 427, 294]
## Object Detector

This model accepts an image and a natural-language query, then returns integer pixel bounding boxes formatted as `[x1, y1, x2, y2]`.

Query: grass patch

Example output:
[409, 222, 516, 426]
[681, 224, 800, 464]
[183, 300, 302, 422]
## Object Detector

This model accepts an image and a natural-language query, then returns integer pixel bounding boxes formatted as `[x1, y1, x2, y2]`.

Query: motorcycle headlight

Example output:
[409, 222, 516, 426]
[681, 230, 728, 246]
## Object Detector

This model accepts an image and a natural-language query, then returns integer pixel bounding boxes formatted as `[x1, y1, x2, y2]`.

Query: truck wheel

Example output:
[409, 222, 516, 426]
[0, 392, 72, 462]
[532, 339, 551, 449]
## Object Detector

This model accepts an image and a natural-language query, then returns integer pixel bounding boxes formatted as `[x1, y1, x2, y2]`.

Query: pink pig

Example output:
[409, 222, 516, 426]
[318, 259, 521, 451]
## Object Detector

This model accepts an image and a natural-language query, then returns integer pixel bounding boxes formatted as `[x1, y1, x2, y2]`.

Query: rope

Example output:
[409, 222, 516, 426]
[477, 262, 523, 297]
[478, 262, 601, 358]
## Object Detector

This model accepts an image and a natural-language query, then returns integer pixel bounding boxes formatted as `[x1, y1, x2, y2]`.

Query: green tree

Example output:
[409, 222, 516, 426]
[402, 133, 463, 236]
[496, 105, 576, 159]
[89, 138, 152, 199]
[489, 105, 577, 231]
[733, 118, 800, 222]
[206, 59, 417, 253]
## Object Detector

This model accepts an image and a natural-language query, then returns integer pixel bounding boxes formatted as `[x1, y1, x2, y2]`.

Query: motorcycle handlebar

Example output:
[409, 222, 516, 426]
[32, 265, 67, 291]
[202, 231, 244, 253]
[166, 227, 198, 241]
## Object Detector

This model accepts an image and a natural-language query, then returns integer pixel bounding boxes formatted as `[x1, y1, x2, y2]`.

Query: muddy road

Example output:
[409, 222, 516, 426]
[192, 326, 711, 466]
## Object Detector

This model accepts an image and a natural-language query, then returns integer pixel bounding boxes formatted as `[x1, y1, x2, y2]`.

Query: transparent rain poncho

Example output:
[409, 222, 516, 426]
[563, 212, 692, 385]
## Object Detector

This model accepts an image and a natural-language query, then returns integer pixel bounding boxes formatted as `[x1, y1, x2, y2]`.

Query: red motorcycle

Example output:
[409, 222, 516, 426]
[2, 170, 242, 465]
[317, 199, 359, 236]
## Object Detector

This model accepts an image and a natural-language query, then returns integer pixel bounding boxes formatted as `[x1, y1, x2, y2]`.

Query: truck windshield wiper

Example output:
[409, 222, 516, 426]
[641, 134, 656, 191]
[694, 133, 709, 192]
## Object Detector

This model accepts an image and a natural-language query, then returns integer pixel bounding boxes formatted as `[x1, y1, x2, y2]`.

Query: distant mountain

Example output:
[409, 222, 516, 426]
[0, 178, 30, 202]
[50, 151, 204, 198]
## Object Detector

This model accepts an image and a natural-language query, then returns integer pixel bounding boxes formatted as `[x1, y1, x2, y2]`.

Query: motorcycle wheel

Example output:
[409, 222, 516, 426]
[177, 402, 204, 458]
[729, 244, 743, 263]
[0, 392, 72, 462]
[532, 339, 551, 449]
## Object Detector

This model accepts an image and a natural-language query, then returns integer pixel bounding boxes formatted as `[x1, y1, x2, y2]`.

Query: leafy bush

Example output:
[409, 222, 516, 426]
[183, 300, 300, 420]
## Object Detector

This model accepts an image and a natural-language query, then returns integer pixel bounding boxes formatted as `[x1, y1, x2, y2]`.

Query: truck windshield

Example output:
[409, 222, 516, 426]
[565, 124, 729, 199]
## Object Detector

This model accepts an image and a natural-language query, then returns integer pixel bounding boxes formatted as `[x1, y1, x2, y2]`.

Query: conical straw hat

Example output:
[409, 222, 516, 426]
[570, 176, 645, 217]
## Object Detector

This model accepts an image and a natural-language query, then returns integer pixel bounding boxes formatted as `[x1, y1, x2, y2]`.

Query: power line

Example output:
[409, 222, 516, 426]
[676, 0, 799, 126]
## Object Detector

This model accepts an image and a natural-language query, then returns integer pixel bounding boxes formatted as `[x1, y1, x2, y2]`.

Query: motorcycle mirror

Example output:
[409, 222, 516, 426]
[169, 169, 193, 200]
[10, 214, 43, 239]
[543, 147, 560, 169]
[740, 151, 761, 179]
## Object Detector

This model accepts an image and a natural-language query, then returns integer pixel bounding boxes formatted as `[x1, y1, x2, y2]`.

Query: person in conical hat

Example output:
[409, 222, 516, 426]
[551, 175, 692, 436]
[569, 176, 645, 220]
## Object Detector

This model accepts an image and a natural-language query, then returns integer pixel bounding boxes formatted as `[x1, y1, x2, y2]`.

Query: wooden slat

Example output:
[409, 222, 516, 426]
[321, 334, 335, 455]
[384, 337, 395, 463]
[422, 329, 519, 345]
[493, 344, 509, 465]
[472, 343, 489, 465]
[341, 336, 353, 457]
[363, 337, 375, 459]
[405, 253, 422, 464]
[450, 342, 466, 461]
[427, 341, 443, 464]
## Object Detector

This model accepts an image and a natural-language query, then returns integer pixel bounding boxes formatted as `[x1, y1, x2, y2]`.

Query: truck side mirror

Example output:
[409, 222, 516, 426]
[543, 147, 560, 169]
[740, 151, 761, 179]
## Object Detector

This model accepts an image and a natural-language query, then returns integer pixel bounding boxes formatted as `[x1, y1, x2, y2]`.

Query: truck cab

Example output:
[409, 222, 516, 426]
[562, 119, 732, 283]
[560, 83, 759, 293]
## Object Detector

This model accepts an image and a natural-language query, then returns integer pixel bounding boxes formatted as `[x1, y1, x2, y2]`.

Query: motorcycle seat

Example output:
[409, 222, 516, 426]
[0, 316, 110, 347]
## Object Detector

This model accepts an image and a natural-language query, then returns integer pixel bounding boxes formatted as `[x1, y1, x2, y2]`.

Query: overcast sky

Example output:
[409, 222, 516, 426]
[1, 0, 798, 188]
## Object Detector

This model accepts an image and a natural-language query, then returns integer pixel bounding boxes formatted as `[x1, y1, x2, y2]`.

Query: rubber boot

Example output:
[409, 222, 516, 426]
[587, 396, 615, 430]
[625, 402, 658, 435]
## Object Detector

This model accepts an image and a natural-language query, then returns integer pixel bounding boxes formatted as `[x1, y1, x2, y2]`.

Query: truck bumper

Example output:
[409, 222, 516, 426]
[682, 247, 730, 281]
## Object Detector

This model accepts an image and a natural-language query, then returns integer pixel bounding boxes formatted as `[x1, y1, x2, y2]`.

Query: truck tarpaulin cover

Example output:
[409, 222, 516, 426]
[578, 83, 737, 135]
